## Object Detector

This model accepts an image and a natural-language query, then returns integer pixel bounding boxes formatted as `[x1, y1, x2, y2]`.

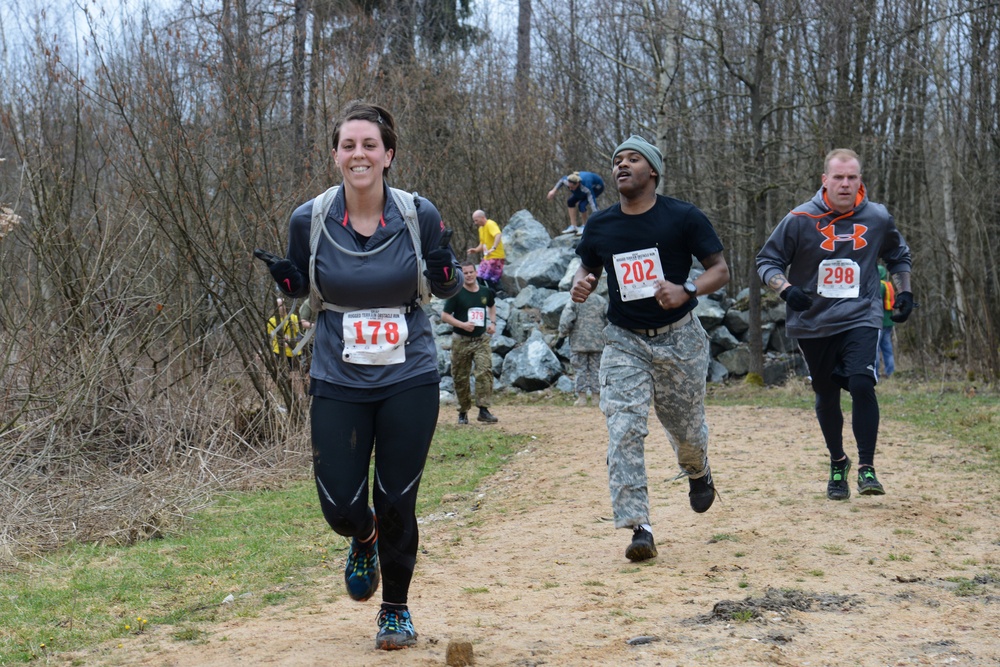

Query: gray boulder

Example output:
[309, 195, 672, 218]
[509, 247, 578, 291]
[717, 344, 751, 376]
[693, 299, 726, 329]
[540, 292, 572, 330]
[723, 308, 750, 336]
[502, 210, 551, 261]
[500, 329, 563, 391]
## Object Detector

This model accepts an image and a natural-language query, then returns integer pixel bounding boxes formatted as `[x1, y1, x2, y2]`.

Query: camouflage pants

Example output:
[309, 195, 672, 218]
[451, 333, 493, 413]
[571, 351, 601, 394]
[599, 319, 711, 529]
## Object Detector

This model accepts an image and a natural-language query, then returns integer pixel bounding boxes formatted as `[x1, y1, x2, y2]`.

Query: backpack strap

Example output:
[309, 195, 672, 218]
[292, 186, 426, 356]
[388, 188, 431, 304]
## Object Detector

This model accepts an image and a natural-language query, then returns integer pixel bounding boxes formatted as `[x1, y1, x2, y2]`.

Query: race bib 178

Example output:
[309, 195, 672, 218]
[342, 308, 408, 365]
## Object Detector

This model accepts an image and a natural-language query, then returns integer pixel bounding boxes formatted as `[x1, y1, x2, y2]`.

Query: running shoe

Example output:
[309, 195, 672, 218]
[375, 607, 417, 650]
[688, 468, 717, 513]
[625, 527, 657, 562]
[344, 527, 380, 601]
[561, 225, 577, 234]
[857, 465, 886, 495]
[827, 457, 851, 501]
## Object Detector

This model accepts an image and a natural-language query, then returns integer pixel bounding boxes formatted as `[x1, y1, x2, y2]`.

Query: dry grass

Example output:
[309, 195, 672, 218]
[0, 358, 310, 568]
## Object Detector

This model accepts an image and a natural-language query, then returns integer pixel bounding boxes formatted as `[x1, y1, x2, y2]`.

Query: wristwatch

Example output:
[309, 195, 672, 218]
[683, 280, 698, 298]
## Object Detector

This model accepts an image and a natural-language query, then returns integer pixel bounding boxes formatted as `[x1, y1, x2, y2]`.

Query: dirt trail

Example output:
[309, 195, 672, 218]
[78, 403, 998, 666]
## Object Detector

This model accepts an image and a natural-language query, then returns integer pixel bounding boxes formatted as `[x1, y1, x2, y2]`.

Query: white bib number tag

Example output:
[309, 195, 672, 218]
[342, 308, 408, 365]
[613, 247, 664, 302]
[467, 307, 486, 327]
[817, 258, 861, 299]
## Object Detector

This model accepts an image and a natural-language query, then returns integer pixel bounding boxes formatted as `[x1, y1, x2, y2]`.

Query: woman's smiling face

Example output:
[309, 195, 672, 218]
[334, 119, 393, 188]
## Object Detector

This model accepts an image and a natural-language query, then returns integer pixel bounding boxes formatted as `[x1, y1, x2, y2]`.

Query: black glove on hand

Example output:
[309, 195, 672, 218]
[268, 258, 305, 295]
[780, 285, 813, 312]
[891, 291, 914, 323]
[424, 248, 458, 286]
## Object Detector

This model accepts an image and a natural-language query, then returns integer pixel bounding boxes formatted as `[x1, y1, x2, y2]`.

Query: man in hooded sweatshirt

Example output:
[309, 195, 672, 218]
[756, 148, 915, 501]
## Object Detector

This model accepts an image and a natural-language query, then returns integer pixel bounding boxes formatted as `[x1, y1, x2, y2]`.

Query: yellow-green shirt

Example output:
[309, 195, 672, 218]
[268, 313, 301, 357]
[478, 219, 505, 260]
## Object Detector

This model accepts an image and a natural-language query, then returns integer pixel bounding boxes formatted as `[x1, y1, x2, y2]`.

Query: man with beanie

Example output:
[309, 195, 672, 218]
[570, 135, 730, 562]
[757, 149, 913, 500]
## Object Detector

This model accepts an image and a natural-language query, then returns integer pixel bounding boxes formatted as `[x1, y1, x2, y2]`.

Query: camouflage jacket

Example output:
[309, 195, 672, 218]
[558, 293, 609, 353]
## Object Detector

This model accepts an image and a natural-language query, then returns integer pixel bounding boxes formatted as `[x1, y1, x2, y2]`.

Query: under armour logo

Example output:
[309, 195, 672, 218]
[819, 223, 868, 251]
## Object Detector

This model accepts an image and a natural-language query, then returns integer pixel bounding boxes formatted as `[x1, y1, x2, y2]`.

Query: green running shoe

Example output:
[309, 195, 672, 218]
[375, 607, 417, 650]
[344, 525, 379, 602]
[827, 457, 851, 501]
[857, 465, 886, 495]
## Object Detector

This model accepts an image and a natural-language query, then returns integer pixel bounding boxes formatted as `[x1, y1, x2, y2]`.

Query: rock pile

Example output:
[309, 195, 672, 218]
[430, 210, 805, 401]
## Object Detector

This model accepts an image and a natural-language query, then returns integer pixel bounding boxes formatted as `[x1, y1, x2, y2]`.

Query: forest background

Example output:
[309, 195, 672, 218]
[1, 0, 998, 562]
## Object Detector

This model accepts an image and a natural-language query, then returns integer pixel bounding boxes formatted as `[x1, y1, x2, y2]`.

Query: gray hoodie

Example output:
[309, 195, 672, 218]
[756, 186, 911, 339]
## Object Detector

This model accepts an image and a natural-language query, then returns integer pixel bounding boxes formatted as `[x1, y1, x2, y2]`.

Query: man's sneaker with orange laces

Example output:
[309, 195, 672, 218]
[857, 465, 886, 496]
[827, 457, 851, 501]
[375, 606, 417, 650]
[344, 527, 379, 601]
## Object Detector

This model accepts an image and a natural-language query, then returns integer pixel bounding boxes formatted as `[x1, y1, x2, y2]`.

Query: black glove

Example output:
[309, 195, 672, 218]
[891, 291, 914, 323]
[780, 285, 813, 312]
[424, 248, 459, 286]
[264, 256, 305, 295]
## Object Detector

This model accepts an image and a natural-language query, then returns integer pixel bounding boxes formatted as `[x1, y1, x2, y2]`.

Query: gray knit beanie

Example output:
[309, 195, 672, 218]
[612, 135, 663, 184]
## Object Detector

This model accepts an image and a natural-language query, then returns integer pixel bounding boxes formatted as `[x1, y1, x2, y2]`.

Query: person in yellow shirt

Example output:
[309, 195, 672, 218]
[268, 297, 302, 364]
[467, 210, 506, 294]
[268, 297, 310, 397]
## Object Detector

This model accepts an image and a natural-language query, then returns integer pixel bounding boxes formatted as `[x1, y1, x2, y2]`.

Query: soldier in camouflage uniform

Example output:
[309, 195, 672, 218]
[441, 262, 498, 424]
[558, 292, 609, 406]
[571, 135, 731, 562]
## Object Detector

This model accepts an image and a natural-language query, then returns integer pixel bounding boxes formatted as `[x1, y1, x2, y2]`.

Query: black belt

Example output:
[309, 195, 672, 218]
[628, 312, 692, 337]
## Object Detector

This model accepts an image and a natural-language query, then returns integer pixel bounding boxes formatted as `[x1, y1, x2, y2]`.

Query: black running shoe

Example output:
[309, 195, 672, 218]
[689, 468, 716, 513]
[827, 457, 852, 501]
[375, 607, 417, 650]
[857, 465, 886, 495]
[344, 527, 379, 602]
[625, 527, 658, 562]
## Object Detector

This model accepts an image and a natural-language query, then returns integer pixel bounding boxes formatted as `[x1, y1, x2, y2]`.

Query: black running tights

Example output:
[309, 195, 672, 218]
[813, 373, 879, 467]
[310, 383, 439, 605]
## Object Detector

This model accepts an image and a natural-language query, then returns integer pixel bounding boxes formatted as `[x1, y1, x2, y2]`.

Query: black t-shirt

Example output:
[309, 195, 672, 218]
[443, 284, 495, 337]
[576, 195, 724, 330]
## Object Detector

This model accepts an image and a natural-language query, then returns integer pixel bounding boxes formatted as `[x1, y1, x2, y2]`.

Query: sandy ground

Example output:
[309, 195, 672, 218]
[73, 399, 999, 666]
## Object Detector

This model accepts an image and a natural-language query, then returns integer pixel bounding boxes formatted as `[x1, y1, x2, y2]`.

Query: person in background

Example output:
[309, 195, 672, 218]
[547, 171, 605, 235]
[257, 100, 461, 651]
[441, 261, 498, 425]
[268, 297, 302, 365]
[571, 135, 730, 563]
[756, 148, 914, 501]
[467, 210, 506, 295]
[878, 264, 896, 377]
[267, 297, 309, 396]
[558, 290, 608, 407]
